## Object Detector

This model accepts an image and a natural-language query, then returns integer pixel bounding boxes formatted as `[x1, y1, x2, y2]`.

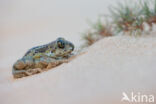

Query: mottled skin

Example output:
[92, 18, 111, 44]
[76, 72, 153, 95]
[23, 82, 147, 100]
[13, 37, 74, 78]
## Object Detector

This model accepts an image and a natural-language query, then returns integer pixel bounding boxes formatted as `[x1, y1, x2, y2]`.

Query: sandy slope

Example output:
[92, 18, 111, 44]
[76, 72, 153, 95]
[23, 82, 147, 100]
[0, 35, 156, 104]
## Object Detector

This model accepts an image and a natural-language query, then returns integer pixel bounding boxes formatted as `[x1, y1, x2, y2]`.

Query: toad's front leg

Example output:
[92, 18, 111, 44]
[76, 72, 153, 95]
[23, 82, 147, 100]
[46, 59, 69, 69]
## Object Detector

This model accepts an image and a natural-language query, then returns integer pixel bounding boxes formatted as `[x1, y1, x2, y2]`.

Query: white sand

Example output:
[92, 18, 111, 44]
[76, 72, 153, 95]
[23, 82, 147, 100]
[0, 35, 156, 104]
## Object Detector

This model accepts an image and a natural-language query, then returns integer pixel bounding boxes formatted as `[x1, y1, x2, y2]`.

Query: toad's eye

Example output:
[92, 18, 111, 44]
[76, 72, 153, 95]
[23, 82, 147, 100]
[57, 40, 65, 48]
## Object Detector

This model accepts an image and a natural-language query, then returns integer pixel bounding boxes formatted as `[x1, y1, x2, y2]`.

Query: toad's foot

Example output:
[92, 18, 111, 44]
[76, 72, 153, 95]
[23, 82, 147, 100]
[13, 68, 43, 78]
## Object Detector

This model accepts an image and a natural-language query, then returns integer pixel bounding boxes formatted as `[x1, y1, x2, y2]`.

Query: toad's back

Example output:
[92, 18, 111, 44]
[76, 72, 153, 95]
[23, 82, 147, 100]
[23, 37, 74, 58]
[24, 41, 55, 57]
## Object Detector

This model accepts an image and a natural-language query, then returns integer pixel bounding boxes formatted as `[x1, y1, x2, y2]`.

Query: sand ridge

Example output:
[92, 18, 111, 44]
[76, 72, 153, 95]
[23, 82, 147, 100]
[0, 35, 156, 104]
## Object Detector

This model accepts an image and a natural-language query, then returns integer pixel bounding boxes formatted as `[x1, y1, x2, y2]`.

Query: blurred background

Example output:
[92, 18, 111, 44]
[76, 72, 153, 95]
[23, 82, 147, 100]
[0, 0, 136, 69]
